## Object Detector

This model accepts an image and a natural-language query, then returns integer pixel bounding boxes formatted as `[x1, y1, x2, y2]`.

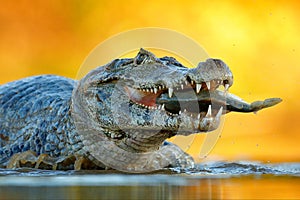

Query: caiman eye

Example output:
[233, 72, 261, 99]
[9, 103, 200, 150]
[135, 53, 147, 65]
[134, 48, 157, 65]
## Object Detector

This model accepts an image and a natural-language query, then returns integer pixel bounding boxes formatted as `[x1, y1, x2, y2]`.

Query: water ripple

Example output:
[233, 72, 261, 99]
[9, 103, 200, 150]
[183, 161, 300, 176]
[0, 161, 299, 177]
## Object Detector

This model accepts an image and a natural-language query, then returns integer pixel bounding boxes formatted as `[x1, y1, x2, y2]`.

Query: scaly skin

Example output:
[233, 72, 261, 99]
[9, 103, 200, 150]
[0, 49, 281, 173]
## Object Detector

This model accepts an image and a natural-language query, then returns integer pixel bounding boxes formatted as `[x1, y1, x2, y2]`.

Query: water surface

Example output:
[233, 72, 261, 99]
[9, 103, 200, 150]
[0, 161, 299, 200]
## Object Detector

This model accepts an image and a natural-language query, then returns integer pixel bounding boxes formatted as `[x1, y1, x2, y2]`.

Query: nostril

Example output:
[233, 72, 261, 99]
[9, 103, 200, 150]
[223, 80, 230, 88]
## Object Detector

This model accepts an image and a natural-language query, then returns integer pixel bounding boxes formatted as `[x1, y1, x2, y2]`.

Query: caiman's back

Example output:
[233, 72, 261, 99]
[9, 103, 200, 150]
[0, 75, 76, 166]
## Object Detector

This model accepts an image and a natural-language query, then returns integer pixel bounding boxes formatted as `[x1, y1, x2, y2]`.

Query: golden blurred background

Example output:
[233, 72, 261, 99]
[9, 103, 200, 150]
[0, 0, 299, 162]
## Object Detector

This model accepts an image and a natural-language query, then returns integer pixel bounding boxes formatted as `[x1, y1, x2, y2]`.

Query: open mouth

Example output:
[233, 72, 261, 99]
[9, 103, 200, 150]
[124, 78, 231, 120]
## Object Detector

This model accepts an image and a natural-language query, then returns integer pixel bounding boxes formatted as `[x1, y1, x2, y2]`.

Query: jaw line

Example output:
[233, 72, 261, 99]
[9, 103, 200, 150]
[120, 83, 227, 133]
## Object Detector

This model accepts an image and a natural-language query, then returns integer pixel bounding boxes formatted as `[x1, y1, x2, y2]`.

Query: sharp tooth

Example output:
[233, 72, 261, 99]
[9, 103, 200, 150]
[146, 89, 149, 93]
[154, 88, 158, 94]
[191, 80, 194, 85]
[179, 110, 182, 115]
[206, 105, 212, 117]
[224, 84, 229, 91]
[197, 113, 201, 119]
[181, 84, 184, 90]
[184, 109, 187, 112]
[185, 80, 188, 85]
[161, 104, 165, 110]
[150, 88, 154, 93]
[216, 107, 223, 118]
[168, 88, 173, 98]
[196, 83, 202, 93]
[206, 81, 211, 90]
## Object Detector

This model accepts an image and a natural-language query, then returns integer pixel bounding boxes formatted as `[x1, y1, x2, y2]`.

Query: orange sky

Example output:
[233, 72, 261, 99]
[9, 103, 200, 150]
[0, 0, 299, 162]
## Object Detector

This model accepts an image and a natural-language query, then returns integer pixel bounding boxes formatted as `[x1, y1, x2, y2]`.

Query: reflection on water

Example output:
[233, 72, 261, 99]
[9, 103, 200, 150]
[0, 162, 299, 200]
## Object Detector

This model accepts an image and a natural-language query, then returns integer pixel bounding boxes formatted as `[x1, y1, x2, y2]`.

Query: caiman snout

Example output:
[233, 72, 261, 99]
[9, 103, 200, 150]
[155, 58, 281, 117]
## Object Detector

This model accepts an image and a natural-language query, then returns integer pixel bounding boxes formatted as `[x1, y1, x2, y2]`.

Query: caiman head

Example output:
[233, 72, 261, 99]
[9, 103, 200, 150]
[71, 48, 281, 172]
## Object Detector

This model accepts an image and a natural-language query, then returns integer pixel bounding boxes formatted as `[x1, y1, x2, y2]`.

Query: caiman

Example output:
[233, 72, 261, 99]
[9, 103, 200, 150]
[0, 49, 281, 173]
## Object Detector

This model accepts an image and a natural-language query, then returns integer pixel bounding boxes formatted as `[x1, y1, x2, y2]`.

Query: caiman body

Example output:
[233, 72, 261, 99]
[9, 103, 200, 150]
[0, 49, 281, 172]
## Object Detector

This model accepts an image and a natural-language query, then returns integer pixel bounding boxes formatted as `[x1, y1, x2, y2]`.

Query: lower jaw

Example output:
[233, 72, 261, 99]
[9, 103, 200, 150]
[116, 129, 174, 153]
[176, 114, 222, 135]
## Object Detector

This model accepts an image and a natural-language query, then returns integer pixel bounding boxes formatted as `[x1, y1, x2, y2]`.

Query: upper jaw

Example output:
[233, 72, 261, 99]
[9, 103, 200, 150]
[125, 71, 232, 112]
